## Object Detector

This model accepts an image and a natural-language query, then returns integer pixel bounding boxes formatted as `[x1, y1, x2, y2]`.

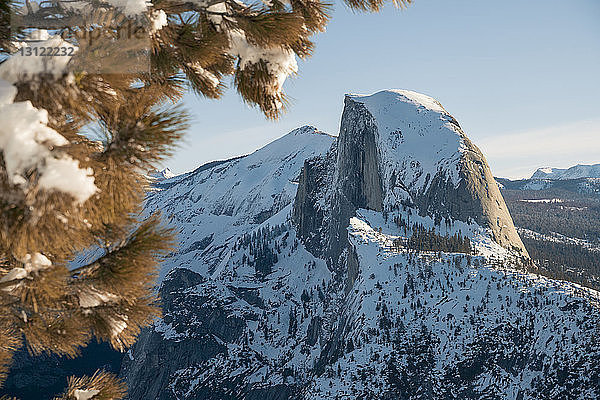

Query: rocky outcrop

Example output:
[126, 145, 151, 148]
[292, 154, 332, 258]
[120, 268, 248, 400]
[292, 98, 385, 277]
[456, 138, 527, 254]
[289, 92, 531, 327]
[409, 134, 527, 255]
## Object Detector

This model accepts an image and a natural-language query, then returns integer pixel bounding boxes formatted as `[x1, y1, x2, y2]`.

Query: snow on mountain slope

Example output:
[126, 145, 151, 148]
[305, 210, 600, 399]
[496, 175, 600, 196]
[148, 167, 175, 181]
[120, 91, 600, 400]
[143, 125, 334, 281]
[296, 90, 527, 267]
[532, 163, 600, 180]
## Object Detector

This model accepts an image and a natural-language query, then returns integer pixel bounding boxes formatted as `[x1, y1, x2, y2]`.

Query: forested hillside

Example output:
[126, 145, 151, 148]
[500, 183, 600, 290]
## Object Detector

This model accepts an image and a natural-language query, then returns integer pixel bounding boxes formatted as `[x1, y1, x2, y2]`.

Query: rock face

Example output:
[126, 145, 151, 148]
[120, 268, 248, 400]
[335, 97, 384, 213]
[119, 91, 600, 400]
[452, 138, 527, 254]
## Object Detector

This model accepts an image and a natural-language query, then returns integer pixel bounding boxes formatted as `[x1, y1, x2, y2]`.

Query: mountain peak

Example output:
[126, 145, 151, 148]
[289, 125, 330, 137]
[344, 90, 463, 194]
[120, 91, 600, 400]
[347, 89, 447, 115]
[148, 167, 175, 181]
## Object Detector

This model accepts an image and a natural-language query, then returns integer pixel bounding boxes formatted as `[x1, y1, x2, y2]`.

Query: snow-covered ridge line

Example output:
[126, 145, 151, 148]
[152, 126, 332, 189]
[518, 227, 600, 253]
[531, 163, 600, 180]
[142, 125, 335, 282]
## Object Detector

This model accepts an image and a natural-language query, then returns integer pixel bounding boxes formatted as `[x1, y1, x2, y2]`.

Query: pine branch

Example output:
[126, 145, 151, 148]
[0, 325, 21, 387]
[0, 213, 173, 361]
[53, 370, 126, 400]
[234, 60, 290, 120]
[343, 0, 412, 12]
[98, 104, 189, 170]
[71, 213, 175, 287]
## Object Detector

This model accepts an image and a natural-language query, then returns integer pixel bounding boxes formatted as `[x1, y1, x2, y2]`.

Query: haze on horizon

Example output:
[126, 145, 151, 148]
[167, 0, 600, 180]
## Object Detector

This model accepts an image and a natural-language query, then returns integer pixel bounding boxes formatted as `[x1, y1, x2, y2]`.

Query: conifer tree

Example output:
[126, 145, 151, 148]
[0, 0, 411, 398]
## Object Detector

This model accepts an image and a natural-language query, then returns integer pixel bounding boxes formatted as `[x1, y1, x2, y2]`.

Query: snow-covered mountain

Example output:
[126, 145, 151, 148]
[496, 175, 600, 196]
[531, 163, 600, 180]
[120, 90, 600, 399]
[148, 167, 176, 182]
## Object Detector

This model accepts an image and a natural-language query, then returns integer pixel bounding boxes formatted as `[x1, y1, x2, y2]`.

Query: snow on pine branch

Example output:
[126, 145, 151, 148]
[0, 252, 52, 292]
[2, 31, 77, 82]
[149, 9, 168, 33]
[0, 79, 97, 204]
[192, 0, 299, 108]
[73, 389, 100, 400]
[21, 1, 298, 110]
[229, 30, 298, 88]
[229, 29, 298, 108]
[104, 0, 152, 16]
[78, 287, 120, 309]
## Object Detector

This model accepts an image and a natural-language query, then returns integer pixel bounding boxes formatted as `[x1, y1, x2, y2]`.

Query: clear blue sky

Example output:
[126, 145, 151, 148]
[169, 0, 600, 179]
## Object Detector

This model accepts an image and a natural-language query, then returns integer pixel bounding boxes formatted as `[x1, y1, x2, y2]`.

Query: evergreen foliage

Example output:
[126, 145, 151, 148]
[392, 222, 472, 255]
[501, 189, 600, 290]
[503, 189, 600, 240]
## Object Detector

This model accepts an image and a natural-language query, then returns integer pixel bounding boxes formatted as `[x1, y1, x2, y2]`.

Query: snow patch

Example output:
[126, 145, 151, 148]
[0, 33, 77, 82]
[73, 389, 100, 400]
[0, 253, 53, 292]
[520, 198, 563, 204]
[0, 79, 97, 204]
[531, 163, 600, 180]
[78, 287, 120, 308]
[105, 0, 151, 16]
[150, 9, 168, 33]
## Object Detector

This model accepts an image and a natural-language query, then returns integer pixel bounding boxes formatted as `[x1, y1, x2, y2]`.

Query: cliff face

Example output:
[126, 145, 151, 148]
[118, 91, 600, 400]
[335, 97, 383, 213]
[456, 138, 527, 253]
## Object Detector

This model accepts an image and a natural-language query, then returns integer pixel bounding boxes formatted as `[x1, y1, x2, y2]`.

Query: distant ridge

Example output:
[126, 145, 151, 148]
[531, 163, 600, 180]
